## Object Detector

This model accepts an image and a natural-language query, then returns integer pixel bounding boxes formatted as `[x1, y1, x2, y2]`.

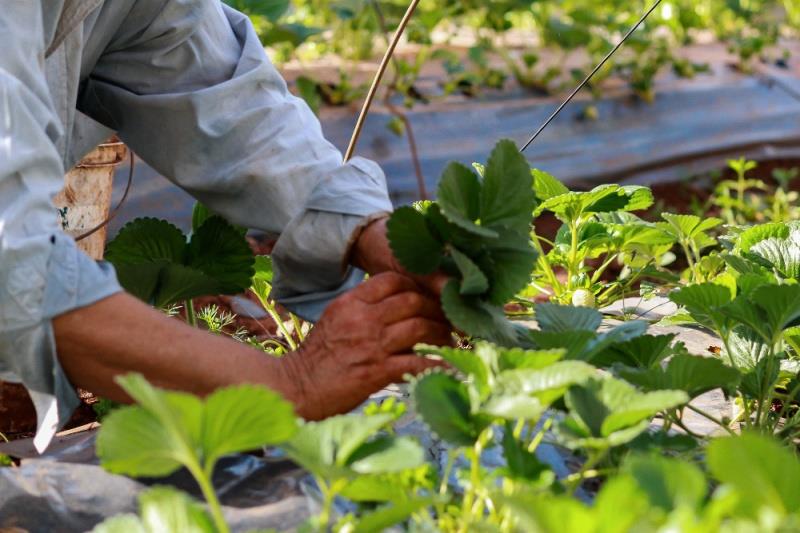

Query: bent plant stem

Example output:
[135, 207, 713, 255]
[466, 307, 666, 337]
[189, 461, 229, 533]
[256, 294, 298, 351]
[685, 404, 736, 435]
[590, 253, 620, 285]
[532, 232, 562, 298]
[291, 313, 306, 343]
[315, 478, 347, 531]
[566, 449, 606, 495]
[460, 430, 491, 532]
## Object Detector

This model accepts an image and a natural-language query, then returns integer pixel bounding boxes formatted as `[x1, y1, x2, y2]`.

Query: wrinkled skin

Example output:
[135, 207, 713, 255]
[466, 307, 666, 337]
[285, 271, 451, 419]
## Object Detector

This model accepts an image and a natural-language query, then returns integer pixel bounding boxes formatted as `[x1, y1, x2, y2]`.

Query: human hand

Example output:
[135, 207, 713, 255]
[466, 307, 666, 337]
[283, 271, 452, 420]
[351, 216, 449, 297]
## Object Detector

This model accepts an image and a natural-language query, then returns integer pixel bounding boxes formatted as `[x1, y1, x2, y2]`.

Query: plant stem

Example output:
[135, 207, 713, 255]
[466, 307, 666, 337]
[187, 461, 229, 533]
[532, 232, 562, 298]
[567, 221, 580, 291]
[439, 452, 456, 498]
[669, 415, 706, 440]
[185, 299, 197, 327]
[263, 302, 298, 351]
[566, 450, 606, 495]
[590, 253, 619, 285]
[686, 404, 736, 435]
[679, 240, 697, 283]
[291, 313, 306, 342]
[317, 480, 335, 532]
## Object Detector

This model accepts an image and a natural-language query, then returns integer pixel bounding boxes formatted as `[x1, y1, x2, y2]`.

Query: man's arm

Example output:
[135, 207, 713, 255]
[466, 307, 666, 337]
[53, 273, 449, 420]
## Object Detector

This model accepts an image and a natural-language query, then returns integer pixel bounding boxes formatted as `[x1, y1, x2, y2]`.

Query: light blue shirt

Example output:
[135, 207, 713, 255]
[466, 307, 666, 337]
[0, 0, 392, 451]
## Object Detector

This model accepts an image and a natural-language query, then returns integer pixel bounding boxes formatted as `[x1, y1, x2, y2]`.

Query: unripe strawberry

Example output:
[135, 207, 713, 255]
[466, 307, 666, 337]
[571, 289, 596, 308]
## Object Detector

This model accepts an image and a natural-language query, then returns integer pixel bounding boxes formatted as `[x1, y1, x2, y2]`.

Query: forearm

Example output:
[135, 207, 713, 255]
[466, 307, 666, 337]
[52, 293, 302, 409]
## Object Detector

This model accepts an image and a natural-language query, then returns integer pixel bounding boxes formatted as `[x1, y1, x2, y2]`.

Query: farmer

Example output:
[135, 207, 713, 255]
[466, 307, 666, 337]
[0, 0, 451, 450]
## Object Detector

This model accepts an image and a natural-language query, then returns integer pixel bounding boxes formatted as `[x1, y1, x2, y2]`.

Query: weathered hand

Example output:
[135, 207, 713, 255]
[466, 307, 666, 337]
[352, 216, 449, 297]
[284, 272, 451, 420]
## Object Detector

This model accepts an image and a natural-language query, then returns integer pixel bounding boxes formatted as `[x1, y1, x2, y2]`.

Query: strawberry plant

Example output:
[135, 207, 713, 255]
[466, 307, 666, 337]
[387, 139, 538, 346]
[530, 175, 678, 307]
[105, 204, 255, 321]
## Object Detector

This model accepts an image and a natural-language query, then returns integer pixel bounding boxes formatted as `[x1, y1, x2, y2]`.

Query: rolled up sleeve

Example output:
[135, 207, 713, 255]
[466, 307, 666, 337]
[0, 2, 122, 451]
[79, 0, 392, 320]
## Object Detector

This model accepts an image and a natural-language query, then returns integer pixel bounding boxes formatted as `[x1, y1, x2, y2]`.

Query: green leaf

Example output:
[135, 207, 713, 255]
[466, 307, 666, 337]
[225, 0, 290, 21]
[738, 223, 791, 253]
[413, 371, 489, 446]
[415, 344, 491, 397]
[202, 385, 296, 466]
[450, 247, 489, 295]
[494, 361, 597, 396]
[750, 237, 800, 279]
[669, 283, 733, 331]
[92, 487, 215, 533]
[563, 378, 687, 448]
[592, 334, 682, 369]
[106, 218, 186, 265]
[106, 215, 254, 306]
[479, 139, 536, 234]
[352, 497, 437, 533]
[708, 433, 800, 517]
[437, 163, 497, 238]
[251, 255, 274, 304]
[387, 206, 444, 275]
[496, 347, 565, 371]
[727, 325, 772, 370]
[535, 303, 602, 333]
[739, 355, 781, 399]
[601, 389, 688, 436]
[532, 168, 568, 201]
[191, 202, 213, 234]
[98, 375, 203, 477]
[622, 455, 707, 512]
[91, 515, 147, 533]
[186, 216, 255, 294]
[348, 436, 425, 474]
[261, 23, 321, 46]
[284, 414, 394, 479]
[97, 375, 297, 481]
[441, 280, 519, 346]
[152, 264, 225, 308]
[617, 353, 741, 398]
[496, 493, 593, 533]
[661, 213, 723, 239]
[105, 218, 187, 302]
[481, 234, 538, 305]
[501, 421, 550, 481]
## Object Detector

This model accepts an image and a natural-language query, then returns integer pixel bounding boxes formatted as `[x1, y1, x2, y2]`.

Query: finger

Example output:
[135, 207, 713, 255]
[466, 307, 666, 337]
[376, 291, 446, 324]
[418, 273, 451, 297]
[351, 272, 419, 304]
[382, 317, 453, 353]
[382, 354, 448, 383]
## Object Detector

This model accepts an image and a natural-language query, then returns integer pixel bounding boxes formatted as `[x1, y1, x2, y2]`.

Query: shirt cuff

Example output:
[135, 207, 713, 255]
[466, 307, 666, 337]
[270, 157, 393, 321]
[0, 233, 122, 452]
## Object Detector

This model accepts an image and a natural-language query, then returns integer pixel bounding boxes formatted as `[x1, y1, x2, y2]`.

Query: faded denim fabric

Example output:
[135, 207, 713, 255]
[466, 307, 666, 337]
[0, 0, 392, 451]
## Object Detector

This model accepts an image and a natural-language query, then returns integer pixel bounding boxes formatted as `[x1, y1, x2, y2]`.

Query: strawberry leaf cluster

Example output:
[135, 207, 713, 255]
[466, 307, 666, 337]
[387, 139, 538, 346]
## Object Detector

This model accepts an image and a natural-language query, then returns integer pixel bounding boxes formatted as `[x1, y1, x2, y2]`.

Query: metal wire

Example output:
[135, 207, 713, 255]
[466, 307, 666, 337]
[75, 151, 135, 242]
[519, 0, 664, 153]
[343, 0, 422, 162]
